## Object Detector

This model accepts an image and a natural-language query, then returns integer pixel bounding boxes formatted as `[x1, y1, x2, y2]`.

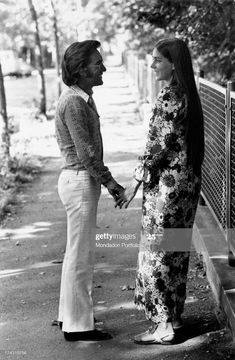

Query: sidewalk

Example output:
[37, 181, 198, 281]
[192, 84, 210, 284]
[0, 58, 234, 360]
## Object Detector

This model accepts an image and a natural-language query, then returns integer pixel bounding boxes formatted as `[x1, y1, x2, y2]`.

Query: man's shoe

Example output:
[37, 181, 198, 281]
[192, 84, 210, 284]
[172, 317, 183, 330]
[64, 329, 112, 342]
[55, 317, 97, 330]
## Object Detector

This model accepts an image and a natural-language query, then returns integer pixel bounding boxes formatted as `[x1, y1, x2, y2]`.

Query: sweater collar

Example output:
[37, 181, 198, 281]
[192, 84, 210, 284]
[70, 85, 92, 103]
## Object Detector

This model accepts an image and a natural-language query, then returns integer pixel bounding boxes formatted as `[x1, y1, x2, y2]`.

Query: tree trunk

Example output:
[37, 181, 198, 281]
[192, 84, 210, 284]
[50, 0, 61, 98]
[0, 61, 10, 174]
[28, 0, 47, 116]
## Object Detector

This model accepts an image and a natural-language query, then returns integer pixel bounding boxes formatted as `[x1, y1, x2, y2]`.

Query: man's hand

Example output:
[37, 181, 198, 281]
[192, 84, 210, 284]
[106, 179, 126, 206]
[116, 178, 142, 209]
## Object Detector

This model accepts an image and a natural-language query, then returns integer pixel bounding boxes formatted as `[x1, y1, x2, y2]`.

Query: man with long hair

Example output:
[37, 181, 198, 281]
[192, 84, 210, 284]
[55, 40, 125, 342]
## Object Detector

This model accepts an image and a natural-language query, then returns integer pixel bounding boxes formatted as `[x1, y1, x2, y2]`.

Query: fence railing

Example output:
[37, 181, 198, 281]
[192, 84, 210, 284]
[122, 50, 235, 266]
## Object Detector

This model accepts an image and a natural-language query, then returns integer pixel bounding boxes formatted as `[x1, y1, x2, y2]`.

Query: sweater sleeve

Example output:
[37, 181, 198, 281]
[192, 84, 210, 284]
[63, 96, 113, 184]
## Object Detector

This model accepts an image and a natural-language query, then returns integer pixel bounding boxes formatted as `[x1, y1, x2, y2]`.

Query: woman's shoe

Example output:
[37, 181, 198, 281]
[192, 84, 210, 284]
[172, 317, 183, 330]
[134, 322, 175, 345]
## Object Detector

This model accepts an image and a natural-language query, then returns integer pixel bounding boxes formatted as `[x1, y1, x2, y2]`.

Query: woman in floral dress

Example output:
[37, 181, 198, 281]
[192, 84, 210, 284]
[120, 38, 204, 344]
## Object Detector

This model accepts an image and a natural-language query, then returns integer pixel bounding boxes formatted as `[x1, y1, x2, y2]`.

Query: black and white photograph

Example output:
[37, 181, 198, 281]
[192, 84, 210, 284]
[0, 1, 235, 359]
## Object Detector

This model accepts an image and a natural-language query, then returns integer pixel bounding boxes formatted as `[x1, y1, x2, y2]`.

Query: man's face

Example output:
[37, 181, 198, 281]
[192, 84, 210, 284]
[85, 49, 106, 87]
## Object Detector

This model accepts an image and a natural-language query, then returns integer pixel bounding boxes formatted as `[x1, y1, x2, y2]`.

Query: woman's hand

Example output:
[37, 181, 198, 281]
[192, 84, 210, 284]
[115, 178, 142, 209]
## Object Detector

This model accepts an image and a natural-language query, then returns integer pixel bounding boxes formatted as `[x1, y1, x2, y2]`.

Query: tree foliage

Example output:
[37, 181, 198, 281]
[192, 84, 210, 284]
[28, 0, 47, 115]
[0, 0, 80, 57]
[112, 0, 235, 83]
[1, 0, 234, 83]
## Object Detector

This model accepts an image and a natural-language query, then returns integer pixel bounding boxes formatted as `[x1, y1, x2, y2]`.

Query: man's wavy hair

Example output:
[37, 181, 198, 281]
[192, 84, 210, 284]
[61, 40, 101, 86]
[156, 38, 204, 174]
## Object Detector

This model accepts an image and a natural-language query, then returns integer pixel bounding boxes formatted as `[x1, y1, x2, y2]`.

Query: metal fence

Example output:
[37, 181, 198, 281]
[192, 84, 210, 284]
[226, 86, 235, 263]
[123, 50, 235, 265]
[198, 79, 227, 230]
[231, 95, 235, 234]
[197, 78, 235, 264]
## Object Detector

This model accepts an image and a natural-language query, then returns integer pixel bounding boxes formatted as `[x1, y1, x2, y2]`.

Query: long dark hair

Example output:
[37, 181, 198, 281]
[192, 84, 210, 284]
[61, 40, 101, 86]
[156, 38, 204, 174]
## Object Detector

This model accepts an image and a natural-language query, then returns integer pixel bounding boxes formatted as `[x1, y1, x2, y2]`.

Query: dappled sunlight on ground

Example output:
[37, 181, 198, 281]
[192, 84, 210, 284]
[210, 255, 228, 259]
[94, 262, 136, 273]
[225, 289, 235, 294]
[0, 258, 137, 279]
[95, 300, 135, 313]
[0, 260, 59, 279]
[37, 191, 55, 198]
[102, 124, 146, 155]
[0, 221, 52, 241]
[94, 298, 199, 315]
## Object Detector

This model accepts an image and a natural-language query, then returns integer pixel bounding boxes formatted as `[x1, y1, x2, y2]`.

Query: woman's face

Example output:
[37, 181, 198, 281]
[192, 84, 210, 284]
[151, 48, 174, 82]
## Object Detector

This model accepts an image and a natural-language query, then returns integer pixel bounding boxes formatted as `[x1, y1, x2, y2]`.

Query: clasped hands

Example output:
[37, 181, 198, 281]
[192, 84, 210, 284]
[106, 178, 141, 209]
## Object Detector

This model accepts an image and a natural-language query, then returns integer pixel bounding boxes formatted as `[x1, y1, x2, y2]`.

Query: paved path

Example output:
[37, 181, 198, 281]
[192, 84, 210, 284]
[0, 59, 234, 360]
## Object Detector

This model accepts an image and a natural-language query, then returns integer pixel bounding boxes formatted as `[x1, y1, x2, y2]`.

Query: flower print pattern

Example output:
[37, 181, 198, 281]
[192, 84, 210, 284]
[134, 85, 201, 324]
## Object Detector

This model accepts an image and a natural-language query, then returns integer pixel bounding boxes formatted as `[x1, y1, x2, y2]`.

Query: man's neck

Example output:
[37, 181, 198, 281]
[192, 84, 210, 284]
[76, 80, 93, 96]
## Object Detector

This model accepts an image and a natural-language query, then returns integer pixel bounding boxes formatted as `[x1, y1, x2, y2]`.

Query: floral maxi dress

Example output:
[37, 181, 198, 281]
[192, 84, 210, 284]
[134, 85, 201, 324]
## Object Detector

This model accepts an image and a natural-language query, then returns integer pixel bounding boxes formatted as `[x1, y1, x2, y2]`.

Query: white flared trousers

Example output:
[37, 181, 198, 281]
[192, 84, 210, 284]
[57, 169, 101, 332]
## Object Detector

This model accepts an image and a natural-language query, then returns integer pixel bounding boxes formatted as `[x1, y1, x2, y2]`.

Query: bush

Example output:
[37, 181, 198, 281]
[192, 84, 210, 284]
[0, 155, 42, 219]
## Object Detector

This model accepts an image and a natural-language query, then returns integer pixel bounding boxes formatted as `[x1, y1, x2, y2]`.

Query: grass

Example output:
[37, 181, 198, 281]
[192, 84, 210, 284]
[4, 69, 60, 109]
[0, 155, 42, 220]
[0, 71, 59, 220]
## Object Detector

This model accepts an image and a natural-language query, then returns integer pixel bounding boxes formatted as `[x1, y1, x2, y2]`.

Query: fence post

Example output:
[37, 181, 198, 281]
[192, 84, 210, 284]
[143, 61, 148, 102]
[135, 54, 139, 90]
[129, 52, 134, 85]
[197, 70, 206, 206]
[226, 80, 235, 266]
[138, 59, 146, 102]
[146, 55, 152, 104]
[196, 69, 204, 89]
